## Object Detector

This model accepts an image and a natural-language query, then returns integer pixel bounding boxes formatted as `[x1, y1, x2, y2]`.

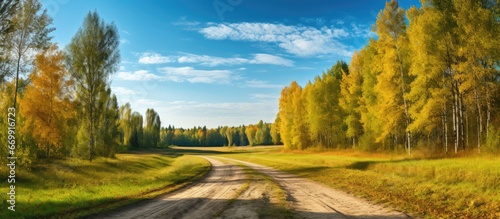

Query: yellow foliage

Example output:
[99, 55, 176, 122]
[20, 44, 74, 158]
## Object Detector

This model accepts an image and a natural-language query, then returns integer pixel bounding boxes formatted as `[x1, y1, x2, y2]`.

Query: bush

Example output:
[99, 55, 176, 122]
[485, 126, 500, 153]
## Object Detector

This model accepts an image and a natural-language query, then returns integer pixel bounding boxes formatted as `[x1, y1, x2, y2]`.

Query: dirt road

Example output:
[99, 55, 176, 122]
[98, 156, 410, 219]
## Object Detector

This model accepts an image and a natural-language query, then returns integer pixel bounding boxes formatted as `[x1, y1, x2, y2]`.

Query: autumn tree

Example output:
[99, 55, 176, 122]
[245, 125, 257, 146]
[373, 0, 412, 153]
[340, 52, 363, 148]
[406, 3, 453, 152]
[278, 84, 294, 149]
[453, 0, 500, 152]
[304, 62, 346, 148]
[20, 44, 73, 159]
[270, 115, 281, 145]
[66, 11, 120, 161]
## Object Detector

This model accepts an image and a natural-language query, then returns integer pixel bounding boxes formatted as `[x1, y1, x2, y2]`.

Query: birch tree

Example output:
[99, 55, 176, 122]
[66, 11, 120, 161]
[5, 0, 53, 107]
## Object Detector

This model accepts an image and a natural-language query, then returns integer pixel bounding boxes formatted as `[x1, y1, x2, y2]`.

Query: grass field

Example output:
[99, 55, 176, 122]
[0, 151, 210, 219]
[212, 146, 500, 219]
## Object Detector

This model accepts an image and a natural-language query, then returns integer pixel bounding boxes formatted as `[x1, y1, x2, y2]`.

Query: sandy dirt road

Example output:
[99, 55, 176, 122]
[98, 156, 410, 219]
[217, 157, 411, 219]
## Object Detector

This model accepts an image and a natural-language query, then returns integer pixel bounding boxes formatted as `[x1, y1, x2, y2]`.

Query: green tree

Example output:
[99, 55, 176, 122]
[96, 89, 119, 157]
[66, 11, 120, 161]
[129, 112, 143, 148]
[0, 0, 19, 83]
[6, 0, 53, 107]
[254, 120, 272, 145]
[144, 108, 161, 147]
[118, 103, 132, 146]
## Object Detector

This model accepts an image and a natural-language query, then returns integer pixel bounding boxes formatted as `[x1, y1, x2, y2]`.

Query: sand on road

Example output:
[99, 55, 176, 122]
[217, 157, 410, 219]
[96, 156, 411, 219]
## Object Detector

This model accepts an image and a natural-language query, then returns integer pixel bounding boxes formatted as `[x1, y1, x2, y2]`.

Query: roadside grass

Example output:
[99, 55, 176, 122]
[217, 148, 500, 219]
[0, 153, 210, 219]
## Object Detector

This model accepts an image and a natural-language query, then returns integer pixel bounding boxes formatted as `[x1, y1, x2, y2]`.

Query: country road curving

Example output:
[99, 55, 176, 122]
[97, 156, 411, 219]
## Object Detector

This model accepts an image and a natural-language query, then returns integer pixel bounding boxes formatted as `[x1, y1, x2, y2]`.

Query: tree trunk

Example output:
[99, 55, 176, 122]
[474, 88, 482, 153]
[395, 44, 411, 155]
[459, 92, 465, 151]
[452, 84, 458, 153]
[486, 101, 490, 139]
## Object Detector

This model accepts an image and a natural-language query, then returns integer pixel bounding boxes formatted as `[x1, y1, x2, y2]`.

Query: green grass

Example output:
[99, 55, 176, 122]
[0, 152, 210, 219]
[215, 147, 500, 219]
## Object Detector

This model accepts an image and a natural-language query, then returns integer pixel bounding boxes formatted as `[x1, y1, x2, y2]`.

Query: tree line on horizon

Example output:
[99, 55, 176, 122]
[159, 120, 276, 147]
[275, 0, 500, 154]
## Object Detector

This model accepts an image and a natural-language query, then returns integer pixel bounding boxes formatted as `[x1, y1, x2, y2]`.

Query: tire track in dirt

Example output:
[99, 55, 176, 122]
[98, 157, 247, 219]
[217, 157, 411, 219]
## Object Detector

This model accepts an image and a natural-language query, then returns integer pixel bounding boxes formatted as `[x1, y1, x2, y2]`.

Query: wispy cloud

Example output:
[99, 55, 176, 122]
[158, 67, 234, 84]
[111, 87, 141, 96]
[116, 70, 162, 81]
[138, 52, 175, 64]
[177, 54, 248, 66]
[139, 52, 294, 67]
[199, 22, 355, 57]
[171, 16, 201, 28]
[350, 23, 376, 38]
[249, 53, 294, 66]
[244, 79, 283, 89]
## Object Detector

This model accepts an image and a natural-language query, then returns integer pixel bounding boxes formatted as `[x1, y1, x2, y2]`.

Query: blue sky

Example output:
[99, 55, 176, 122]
[45, 0, 420, 128]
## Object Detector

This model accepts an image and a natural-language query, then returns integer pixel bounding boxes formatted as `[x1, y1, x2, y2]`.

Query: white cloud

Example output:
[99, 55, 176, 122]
[158, 67, 234, 84]
[177, 54, 248, 66]
[139, 52, 294, 67]
[249, 53, 294, 67]
[120, 39, 129, 44]
[138, 52, 175, 64]
[244, 79, 283, 89]
[117, 70, 162, 81]
[172, 16, 201, 27]
[199, 22, 354, 57]
[351, 23, 376, 38]
[111, 87, 141, 96]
